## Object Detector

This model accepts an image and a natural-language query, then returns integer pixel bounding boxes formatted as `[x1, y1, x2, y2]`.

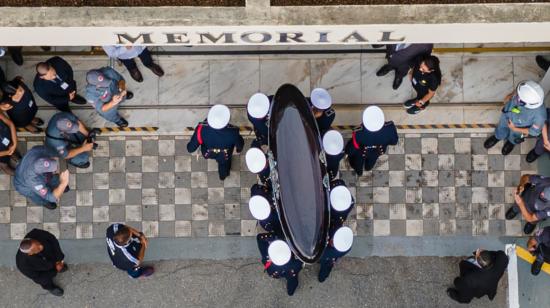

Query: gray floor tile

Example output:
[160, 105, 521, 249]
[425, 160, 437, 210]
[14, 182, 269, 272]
[126, 156, 143, 172]
[76, 173, 93, 190]
[421, 154, 439, 170]
[175, 204, 192, 220]
[373, 204, 389, 220]
[109, 173, 127, 189]
[158, 221, 175, 237]
[109, 140, 126, 157]
[159, 188, 175, 204]
[125, 189, 142, 205]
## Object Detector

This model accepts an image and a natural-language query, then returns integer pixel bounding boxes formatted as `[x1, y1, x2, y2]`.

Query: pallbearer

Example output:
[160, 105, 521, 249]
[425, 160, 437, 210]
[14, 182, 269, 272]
[308, 88, 335, 134]
[247, 93, 271, 149]
[249, 195, 281, 234]
[345, 106, 398, 176]
[322, 130, 345, 180]
[245, 147, 270, 184]
[318, 226, 353, 282]
[187, 105, 244, 180]
[329, 179, 354, 228]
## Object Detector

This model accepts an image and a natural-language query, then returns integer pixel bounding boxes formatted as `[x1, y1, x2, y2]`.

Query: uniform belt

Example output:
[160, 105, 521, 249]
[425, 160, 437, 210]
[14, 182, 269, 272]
[211, 148, 228, 153]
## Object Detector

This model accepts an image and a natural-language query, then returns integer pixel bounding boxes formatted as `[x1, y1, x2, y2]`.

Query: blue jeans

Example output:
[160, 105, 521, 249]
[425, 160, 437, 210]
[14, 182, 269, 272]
[495, 115, 524, 144]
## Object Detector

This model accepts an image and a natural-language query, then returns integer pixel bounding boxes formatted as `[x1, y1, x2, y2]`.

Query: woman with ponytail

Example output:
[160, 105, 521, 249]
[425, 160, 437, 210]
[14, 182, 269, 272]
[403, 54, 442, 115]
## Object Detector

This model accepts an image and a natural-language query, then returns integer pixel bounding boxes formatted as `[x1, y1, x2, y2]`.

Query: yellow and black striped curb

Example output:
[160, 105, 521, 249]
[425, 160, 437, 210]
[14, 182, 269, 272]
[17, 127, 159, 133]
[184, 123, 496, 133]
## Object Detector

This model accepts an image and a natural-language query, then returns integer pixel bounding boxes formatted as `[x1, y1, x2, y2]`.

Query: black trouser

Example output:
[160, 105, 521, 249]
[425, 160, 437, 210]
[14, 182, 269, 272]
[318, 259, 334, 281]
[33, 271, 57, 290]
[345, 143, 379, 175]
[120, 48, 153, 71]
[217, 155, 232, 180]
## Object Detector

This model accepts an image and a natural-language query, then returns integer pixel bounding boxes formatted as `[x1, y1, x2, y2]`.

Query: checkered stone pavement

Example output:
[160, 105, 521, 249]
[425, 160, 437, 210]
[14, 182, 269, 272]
[0, 133, 538, 240]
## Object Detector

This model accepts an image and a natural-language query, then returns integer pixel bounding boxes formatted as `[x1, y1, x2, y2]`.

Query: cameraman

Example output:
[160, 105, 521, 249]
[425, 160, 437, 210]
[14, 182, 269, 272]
[45, 112, 96, 169]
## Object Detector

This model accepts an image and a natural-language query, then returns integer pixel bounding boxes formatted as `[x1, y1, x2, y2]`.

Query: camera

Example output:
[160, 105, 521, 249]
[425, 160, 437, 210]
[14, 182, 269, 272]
[87, 128, 101, 150]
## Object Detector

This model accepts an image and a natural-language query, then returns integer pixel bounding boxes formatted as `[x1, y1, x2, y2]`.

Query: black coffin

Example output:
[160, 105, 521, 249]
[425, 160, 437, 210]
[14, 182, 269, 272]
[268, 84, 330, 263]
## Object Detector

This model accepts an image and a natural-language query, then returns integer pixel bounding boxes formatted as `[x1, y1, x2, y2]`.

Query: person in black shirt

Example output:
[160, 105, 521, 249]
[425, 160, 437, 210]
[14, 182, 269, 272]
[447, 249, 508, 304]
[403, 54, 442, 115]
[34, 57, 87, 112]
[0, 77, 43, 133]
[0, 111, 19, 175]
[15, 229, 67, 296]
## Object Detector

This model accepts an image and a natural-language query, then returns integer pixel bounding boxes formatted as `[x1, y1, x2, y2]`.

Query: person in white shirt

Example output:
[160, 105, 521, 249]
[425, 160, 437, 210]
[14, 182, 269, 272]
[102, 46, 164, 82]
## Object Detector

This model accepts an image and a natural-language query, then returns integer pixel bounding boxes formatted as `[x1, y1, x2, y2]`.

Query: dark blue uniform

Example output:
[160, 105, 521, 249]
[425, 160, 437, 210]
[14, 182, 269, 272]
[33, 57, 77, 113]
[0, 117, 14, 164]
[13, 146, 60, 207]
[307, 97, 335, 134]
[251, 184, 281, 234]
[329, 179, 355, 228]
[248, 95, 272, 149]
[318, 229, 351, 282]
[326, 151, 345, 180]
[45, 112, 89, 167]
[345, 121, 398, 175]
[257, 233, 304, 296]
[187, 120, 244, 180]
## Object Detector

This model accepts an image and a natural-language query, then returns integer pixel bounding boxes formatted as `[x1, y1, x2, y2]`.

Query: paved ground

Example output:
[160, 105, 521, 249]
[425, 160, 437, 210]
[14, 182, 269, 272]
[0, 257, 507, 308]
[0, 132, 538, 240]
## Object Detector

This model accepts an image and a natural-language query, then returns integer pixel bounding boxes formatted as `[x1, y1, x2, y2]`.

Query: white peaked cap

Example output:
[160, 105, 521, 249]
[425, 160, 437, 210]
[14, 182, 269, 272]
[518, 80, 545, 109]
[248, 195, 271, 220]
[268, 240, 292, 266]
[311, 88, 332, 109]
[247, 93, 270, 118]
[362, 106, 385, 132]
[207, 104, 231, 129]
[330, 185, 352, 212]
[245, 148, 267, 173]
[333, 226, 353, 252]
[323, 130, 344, 155]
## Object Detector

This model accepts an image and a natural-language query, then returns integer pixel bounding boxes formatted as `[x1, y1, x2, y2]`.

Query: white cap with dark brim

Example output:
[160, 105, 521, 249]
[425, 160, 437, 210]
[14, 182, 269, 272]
[248, 195, 271, 220]
[330, 185, 352, 212]
[247, 93, 270, 118]
[245, 148, 267, 174]
[362, 106, 385, 132]
[207, 104, 231, 129]
[333, 226, 353, 252]
[323, 130, 344, 155]
[311, 88, 332, 110]
[268, 240, 292, 266]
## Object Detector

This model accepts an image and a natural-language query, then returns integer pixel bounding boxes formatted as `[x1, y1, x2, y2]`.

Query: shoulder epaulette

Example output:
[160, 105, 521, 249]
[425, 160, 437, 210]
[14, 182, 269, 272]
[324, 108, 335, 117]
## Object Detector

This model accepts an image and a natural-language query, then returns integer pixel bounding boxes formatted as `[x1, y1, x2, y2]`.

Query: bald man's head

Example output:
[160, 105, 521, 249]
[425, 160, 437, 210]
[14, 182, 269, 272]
[19, 239, 43, 255]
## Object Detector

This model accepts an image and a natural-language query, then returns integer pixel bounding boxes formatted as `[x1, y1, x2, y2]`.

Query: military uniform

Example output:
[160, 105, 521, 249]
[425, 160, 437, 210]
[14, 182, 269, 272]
[533, 227, 550, 268]
[257, 233, 304, 296]
[187, 120, 244, 180]
[326, 151, 344, 180]
[251, 184, 281, 234]
[85, 67, 127, 125]
[509, 175, 550, 223]
[329, 179, 355, 227]
[13, 146, 60, 207]
[307, 97, 335, 134]
[495, 95, 546, 145]
[345, 121, 399, 175]
[45, 112, 89, 167]
[318, 229, 351, 282]
[248, 95, 272, 149]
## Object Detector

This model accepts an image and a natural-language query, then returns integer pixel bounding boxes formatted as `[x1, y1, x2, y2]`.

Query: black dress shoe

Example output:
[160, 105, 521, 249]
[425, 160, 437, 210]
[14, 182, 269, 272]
[392, 75, 404, 90]
[44, 202, 57, 210]
[73, 162, 90, 169]
[531, 258, 544, 276]
[484, 135, 499, 149]
[49, 286, 64, 296]
[116, 118, 129, 128]
[501, 141, 515, 155]
[446, 288, 459, 302]
[505, 207, 518, 220]
[526, 149, 541, 163]
[71, 94, 87, 105]
[129, 68, 143, 82]
[536, 55, 550, 71]
[125, 91, 134, 100]
[376, 64, 392, 77]
[40, 46, 51, 52]
[524, 222, 536, 234]
[149, 63, 165, 77]
[8, 47, 23, 66]
[59, 263, 68, 273]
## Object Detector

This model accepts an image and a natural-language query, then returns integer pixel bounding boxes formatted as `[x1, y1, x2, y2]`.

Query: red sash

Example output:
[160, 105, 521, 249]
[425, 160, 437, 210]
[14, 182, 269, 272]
[197, 124, 204, 145]
[351, 131, 360, 150]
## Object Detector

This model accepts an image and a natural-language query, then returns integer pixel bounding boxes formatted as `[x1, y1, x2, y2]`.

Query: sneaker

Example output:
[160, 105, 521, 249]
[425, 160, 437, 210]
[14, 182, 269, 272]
[139, 266, 155, 278]
[531, 258, 544, 276]
[526, 149, 541, 163]
[501, 141, 515, 156]
[149, 63, 165, 77]
[116, 118, 129, 128]
[406, 102, 429, 115]
[505, 207, 518, 220]
[403, 99, 417, 109]
[129, 68, 143, 82]
[483, 135, 499, 149]
[446, 288, 459, 302]
[44, 202, 57, 210]
[392, 75, 404, 90]
[524, 222, 536, 234]
[49, 287, 64, 297]
[376, 64, 392, 77]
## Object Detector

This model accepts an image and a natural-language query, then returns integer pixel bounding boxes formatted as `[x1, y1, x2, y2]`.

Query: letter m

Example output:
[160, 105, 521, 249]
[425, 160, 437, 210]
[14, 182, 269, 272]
[116, 33, 153, 44]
